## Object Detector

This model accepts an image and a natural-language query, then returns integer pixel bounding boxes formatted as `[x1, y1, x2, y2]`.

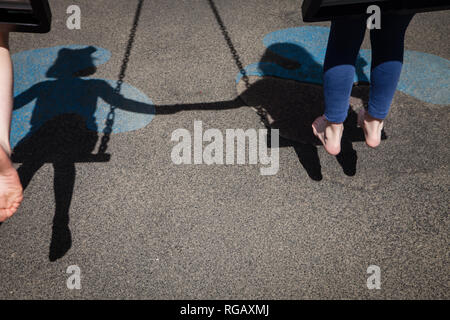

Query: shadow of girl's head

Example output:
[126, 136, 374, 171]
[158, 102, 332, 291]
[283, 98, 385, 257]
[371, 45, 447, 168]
[259, 43, 320, 72]
[46, 46, 98, 78]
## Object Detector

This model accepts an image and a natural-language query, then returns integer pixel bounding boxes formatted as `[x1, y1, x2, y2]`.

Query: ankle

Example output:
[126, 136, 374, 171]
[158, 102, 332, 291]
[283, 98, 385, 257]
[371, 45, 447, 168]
[0, 144, 13, 173]
[327, 121, 344, 131]
[0, 141, 11, 157]
[364, 112, 383, 124]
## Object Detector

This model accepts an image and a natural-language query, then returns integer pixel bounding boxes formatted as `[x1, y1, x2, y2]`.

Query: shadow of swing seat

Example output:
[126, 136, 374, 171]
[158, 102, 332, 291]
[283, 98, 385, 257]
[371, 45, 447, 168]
[0, 0, 51, 33]
[11, 113, 111, 164]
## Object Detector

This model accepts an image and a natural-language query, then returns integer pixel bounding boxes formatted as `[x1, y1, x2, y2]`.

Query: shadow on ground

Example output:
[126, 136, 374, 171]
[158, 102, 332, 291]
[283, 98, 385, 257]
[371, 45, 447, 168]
[156, 41, 385, 181]
[8, 0, 150, 261]
[7, 42, 375, 260]
[11, 46, 152, 261]
[5, 0, 384, 260]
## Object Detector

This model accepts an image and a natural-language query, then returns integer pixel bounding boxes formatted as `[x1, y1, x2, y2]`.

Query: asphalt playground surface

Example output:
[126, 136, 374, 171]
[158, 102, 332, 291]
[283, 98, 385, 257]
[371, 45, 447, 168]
[0, 0, 448, 299]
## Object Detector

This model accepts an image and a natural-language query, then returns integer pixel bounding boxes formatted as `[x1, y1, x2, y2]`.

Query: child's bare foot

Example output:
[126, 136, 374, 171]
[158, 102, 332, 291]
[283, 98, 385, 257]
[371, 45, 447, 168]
[0, 145, 23, 222]
[358, 108, 384, 148]
[312, 115, 344, 156]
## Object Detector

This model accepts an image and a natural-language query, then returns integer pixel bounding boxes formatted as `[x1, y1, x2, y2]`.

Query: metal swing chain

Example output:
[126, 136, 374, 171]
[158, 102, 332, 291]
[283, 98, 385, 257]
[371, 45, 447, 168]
[98, 0, 144, 154]
[206, 0, 269, 128]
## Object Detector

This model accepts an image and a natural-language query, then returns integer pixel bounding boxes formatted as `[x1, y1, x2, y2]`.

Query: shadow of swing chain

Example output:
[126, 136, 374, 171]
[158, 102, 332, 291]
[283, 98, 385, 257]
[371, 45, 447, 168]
[98, 0, 145, 154]
[206, 0, 269, 127]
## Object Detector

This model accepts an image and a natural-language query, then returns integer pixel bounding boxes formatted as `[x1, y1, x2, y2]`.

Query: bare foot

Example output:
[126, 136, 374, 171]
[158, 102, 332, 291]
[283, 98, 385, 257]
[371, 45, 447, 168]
[358, 108, 384, 148]
[0, 146, 23, 222]
[312, 115, 344, 156]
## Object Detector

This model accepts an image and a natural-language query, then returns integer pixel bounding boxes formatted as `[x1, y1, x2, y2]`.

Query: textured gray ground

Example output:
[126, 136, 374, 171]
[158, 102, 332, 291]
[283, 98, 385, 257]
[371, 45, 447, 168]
[0, 0, 448, 299]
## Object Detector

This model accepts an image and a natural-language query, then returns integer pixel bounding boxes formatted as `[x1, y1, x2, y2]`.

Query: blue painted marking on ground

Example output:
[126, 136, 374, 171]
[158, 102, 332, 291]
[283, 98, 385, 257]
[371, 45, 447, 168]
[238, 27, 450, 106]
[11, 45, 155, 149]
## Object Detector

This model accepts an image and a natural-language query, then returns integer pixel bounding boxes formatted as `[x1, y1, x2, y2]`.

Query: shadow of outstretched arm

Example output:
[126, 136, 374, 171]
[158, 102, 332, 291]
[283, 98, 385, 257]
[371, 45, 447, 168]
[98, 79, 245, 115]
[13, 83, 42, 110]
[155, 97, 244, 115]
[97, 80, 155, 114]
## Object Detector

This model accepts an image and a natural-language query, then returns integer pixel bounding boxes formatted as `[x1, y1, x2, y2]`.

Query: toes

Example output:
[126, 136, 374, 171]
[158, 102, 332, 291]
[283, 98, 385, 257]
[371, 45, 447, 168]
[312, 122, 319, 134]
[0, 196, 22, 221]
[312, 116, 326, 130]
[11, 201, 21, 209]
[11, 194, 23, 207]
[357, 108, 366, 128]
[0, 207, 14, 222]
[312, 124, 325, 145]
[312, 116, 327, 141]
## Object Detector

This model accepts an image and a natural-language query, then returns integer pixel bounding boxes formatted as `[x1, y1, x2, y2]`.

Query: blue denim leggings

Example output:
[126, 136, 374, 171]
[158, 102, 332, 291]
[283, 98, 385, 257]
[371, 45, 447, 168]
[323, 14, 414, 123]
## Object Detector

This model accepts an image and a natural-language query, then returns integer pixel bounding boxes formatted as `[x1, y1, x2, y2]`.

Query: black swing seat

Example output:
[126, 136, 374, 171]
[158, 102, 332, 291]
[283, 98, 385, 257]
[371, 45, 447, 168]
[302, 0, 450, 22]
[11, 152, 111, 164]
[0, 0, 51, 33]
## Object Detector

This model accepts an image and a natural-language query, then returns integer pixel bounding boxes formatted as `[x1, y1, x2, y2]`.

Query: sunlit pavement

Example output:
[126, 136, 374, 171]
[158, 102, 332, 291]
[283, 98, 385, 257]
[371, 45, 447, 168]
[0, 0, 448, 299]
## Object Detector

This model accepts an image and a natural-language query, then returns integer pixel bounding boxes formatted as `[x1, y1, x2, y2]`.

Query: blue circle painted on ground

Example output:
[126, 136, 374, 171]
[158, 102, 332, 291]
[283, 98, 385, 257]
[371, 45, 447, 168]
[11, 45, 155, 149]
[238, 27, 450, 106]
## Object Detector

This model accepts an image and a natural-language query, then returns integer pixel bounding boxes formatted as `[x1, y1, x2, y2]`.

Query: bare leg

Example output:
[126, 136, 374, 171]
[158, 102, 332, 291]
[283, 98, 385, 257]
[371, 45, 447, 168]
[0, 31, 23, 222]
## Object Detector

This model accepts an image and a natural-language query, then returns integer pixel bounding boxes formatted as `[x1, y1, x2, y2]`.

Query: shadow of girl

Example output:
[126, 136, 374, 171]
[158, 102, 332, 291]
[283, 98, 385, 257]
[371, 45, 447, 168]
[12, 46, 154, 261]
[156, 43, 372, 180]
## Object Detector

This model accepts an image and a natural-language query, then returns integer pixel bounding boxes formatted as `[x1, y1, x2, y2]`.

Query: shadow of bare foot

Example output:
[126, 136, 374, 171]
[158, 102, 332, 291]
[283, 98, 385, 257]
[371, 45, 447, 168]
[293, 143, 322, 181]
[49, 224, 72, 262]
[274, 134, 322, 181]
[336, 139, 358, 176]
[335, 111, 360, 176]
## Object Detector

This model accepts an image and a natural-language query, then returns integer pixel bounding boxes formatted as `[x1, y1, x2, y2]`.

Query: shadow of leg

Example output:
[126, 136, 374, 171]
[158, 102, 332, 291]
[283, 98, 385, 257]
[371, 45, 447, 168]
[336, 110, 359, 176]
[49, 160, 75, 262]
[293, 142, 322, 181]
[336, 138, 357, 176]
[16, 160, 45, 191]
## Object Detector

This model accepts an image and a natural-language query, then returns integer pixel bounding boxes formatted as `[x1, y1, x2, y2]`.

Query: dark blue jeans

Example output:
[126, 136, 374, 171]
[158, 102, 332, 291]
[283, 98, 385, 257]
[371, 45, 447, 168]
[323, 14, 414, 123]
